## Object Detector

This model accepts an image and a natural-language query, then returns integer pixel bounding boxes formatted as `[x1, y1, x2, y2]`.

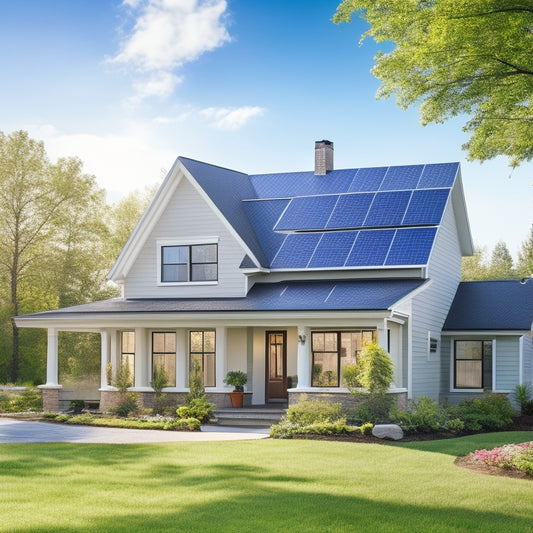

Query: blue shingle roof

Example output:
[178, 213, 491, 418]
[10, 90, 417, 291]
[443, 280, 533, 331]
[182, 157, 460, 271]
[17, 279, 426, 317]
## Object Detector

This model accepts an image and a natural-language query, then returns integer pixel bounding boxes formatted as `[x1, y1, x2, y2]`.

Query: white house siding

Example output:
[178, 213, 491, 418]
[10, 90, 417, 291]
[523, 334, 533, 388]
[226, 328, 248, 376]
[396, 202, 462, 400]
[494, 336, 520, 392]
[123, 177, 248, 298]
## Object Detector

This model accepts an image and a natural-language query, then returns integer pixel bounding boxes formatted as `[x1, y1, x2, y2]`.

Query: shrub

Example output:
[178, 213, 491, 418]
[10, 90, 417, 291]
[391, 396, 447, 433]
[522, 400, 533, 416]
[514, 384, 533, 415]
[69, 400, 85, 414]
[0, 388, 43, 413]
[359, 422, 374, 435]
[67, 413, 95, 425]
[151, 365, 169, 416]
[164, 418, 201, 431]
[114, 363, 133, 393]
[285, 399, 343, 426]
[110, 392, 138, 418]
[177, 397, 214, 424]
[270, 418, 350, 439]
[224, 370, 247, 391]
[452, 394, 515, 432]
[355, 393, 394, 424]
[356, 343, 394, 394]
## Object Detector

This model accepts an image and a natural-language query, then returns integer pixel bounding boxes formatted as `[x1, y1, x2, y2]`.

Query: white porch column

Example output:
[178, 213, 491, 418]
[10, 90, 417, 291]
[377, 320, 388, 351]
[134, 327, 150, 389]
[215, 326, 227, 388]
[296, 326, 311, 388]
[100, 330, 110, 388]
[176, 329, 187, 389]
[110, 330, 119, 383]
[45, 328, 60, 386]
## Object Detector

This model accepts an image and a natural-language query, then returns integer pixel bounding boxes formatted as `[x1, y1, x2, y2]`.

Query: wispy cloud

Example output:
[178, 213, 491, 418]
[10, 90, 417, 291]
[110, 0, 231, 102]
[200, 106, 265, 130]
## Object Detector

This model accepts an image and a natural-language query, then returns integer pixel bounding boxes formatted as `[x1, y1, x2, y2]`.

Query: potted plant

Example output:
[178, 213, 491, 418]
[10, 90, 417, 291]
[224, 370, 248, 408]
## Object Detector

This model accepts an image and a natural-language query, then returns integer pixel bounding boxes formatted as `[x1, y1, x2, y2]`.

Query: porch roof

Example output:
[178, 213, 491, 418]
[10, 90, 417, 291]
[16, 279, 425, 320]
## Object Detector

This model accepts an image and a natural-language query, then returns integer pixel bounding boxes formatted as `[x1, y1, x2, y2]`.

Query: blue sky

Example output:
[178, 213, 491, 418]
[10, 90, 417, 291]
[1, 0, 531, 259]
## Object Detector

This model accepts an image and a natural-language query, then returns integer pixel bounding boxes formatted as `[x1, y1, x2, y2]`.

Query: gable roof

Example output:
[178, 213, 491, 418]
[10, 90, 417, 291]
[443, 280, 533, 331]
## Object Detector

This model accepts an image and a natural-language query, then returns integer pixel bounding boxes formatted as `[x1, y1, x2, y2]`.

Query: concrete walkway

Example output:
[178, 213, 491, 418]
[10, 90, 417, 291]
[0, 418, 269, 444]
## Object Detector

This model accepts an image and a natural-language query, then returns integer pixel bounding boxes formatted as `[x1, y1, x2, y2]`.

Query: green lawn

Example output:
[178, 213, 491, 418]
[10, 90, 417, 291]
[1, 432, 533, 532]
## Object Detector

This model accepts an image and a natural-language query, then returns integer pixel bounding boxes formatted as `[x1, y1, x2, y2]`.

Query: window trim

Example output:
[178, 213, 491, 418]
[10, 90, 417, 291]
[157, 237, 219, 286]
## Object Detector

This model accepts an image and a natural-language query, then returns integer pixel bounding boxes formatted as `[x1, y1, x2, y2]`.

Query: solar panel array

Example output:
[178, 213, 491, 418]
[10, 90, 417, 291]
[270, 228, 437, 269]
[244, 162, 459, 270]
[274, 188, 450, 232]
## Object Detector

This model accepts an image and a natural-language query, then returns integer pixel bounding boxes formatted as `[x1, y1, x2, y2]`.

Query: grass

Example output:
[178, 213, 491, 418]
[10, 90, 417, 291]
[1, 432, 533, 532]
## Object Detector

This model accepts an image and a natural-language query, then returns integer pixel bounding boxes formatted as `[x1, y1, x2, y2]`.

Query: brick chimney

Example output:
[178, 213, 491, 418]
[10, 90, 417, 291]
[314, 140, 334, 175]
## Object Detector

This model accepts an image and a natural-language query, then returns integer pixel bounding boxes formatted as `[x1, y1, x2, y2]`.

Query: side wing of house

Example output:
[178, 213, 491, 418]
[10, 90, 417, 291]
[441, 280, 533, 405]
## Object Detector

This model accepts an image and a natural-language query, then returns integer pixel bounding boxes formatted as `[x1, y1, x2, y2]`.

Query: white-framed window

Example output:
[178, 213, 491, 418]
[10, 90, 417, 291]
[120, 331, 135, 384]
[453, 339, 492, 389]
[189, 330, 216, 387]
[157, 238, 218, 285]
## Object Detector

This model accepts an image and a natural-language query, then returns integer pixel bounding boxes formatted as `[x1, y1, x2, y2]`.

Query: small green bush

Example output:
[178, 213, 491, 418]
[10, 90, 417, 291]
[355, 393, 394, 424]
[110, 392, 138, 418]
[0, 388, 43, 413]
[355, 343, 394, 394]
[285, 399, 343, 426]
[69, 400, 85, 414]
[67, 413, 95, 424]
[451, 394, 515, 432]
[391, 396, 447, 433]
[270, 418, 350, 439]
[359, 422, 374, 435]
[446, 418, 465, 433]
[177, 397, 214, 423]
[514, 384, 532, 415]
[164, 418, 201, 431]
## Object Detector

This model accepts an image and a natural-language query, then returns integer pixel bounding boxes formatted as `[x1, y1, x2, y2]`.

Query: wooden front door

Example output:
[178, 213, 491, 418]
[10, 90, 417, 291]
[266, 331, 287, 401]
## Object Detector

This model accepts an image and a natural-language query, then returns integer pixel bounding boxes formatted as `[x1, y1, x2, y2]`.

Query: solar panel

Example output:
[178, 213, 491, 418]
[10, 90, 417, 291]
[348, 167, 387, 192]
[308, 231, 358, 268]
[379, 165, 422, 191]
[326, 193, 374, 229]
[274, 195, 338, 231]
[312, 169, 357, 194]
[385, 227, 437, 265]
[364, 191, 412, 227]
[345, 230, 395, 266]
[417, 163, 458, 189]
[270, 233, 322, 269]
[402, 189, 450, 226]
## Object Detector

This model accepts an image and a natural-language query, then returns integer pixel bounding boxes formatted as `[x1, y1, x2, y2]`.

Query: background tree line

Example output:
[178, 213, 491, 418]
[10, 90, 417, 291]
[0, 130, 156, 385]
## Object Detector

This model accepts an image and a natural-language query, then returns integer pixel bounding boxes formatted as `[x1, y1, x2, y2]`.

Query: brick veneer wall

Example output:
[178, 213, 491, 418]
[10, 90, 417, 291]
[288, 391, 408, 411]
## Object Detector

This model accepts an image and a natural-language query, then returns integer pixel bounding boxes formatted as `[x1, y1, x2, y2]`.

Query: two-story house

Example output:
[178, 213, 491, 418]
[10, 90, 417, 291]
[15, 141, 533, 412]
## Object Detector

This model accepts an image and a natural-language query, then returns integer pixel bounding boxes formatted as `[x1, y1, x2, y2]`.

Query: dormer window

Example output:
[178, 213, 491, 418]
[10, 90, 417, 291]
[158, 238, 218, 285]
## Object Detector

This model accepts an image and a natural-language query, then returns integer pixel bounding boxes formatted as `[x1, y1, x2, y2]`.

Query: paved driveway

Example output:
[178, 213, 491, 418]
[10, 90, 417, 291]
[0, 418, 269, 444]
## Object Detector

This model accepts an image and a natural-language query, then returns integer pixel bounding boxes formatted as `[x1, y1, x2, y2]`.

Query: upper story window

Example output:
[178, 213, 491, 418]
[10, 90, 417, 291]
[158, 239, 218, 284]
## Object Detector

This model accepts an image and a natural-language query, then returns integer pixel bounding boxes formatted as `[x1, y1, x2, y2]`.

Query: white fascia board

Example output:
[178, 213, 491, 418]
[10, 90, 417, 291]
[108, 158, 183, 282]
[14, 310, 390, 330]
[442, 330, 529, 337]
[451, 168, 474, 256]
[178, 163, 263, 269]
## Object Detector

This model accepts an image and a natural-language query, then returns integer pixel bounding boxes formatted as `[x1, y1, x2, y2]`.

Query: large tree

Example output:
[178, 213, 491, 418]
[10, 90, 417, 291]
[334, 0, 533, 166]
[517, 224, 533, 278]
[0, 131, 109, 382]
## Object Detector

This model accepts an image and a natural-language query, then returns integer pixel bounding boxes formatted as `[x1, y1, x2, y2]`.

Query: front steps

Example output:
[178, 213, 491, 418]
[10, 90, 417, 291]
[215, 406, 286, 427]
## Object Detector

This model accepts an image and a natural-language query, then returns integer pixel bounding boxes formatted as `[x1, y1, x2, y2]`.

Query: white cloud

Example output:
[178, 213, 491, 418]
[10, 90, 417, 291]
[110, 0, 231, 102]
[200, 106, 265, 130]
[25, 124, 174, 197]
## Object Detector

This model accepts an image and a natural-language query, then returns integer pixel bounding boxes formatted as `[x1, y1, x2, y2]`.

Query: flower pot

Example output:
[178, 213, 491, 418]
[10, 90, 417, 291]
[229, 391, 244, 408]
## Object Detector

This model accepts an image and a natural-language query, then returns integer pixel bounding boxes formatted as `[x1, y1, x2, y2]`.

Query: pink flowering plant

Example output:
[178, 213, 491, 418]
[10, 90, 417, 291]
[469, 441, 533, 475]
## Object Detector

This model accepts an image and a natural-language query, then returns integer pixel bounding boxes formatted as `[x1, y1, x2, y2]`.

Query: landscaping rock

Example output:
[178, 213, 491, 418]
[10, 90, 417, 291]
[372, 424, 404, 440]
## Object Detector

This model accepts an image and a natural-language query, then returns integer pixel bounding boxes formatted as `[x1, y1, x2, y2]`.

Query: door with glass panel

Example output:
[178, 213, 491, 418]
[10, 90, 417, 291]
[266, 331, 287, 401]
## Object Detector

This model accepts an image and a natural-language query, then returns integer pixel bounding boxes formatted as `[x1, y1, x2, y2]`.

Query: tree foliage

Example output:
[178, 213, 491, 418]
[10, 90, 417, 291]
[461, 241, 522, 281]
[334, 0, 533, 166]
[517, 224, 533, 278]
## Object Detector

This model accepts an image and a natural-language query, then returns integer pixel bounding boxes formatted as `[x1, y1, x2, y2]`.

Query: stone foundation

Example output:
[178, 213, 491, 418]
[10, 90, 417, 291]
[38, 386, 61, 412]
